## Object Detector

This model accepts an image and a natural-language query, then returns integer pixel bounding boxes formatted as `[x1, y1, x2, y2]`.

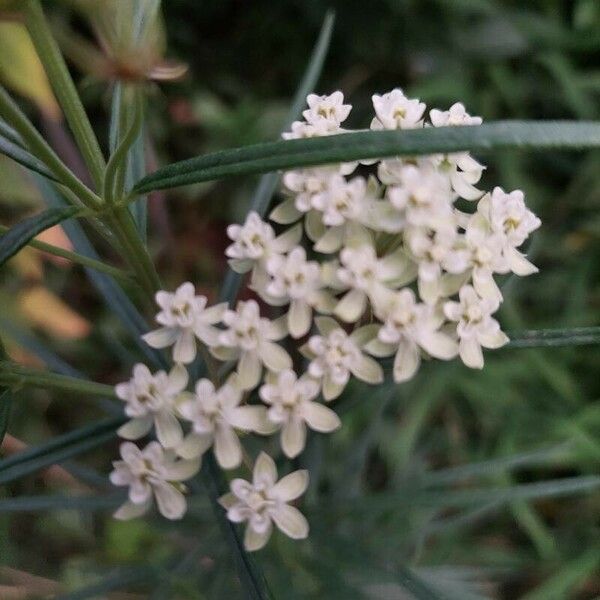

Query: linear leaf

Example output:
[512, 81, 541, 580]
[0, 416, 124, 485]
[0, 336, 10, 446]
[0, 205, 82, 267]
[218, 10, 334, 306]
[134, 121, 600, 193]
[0, 133, 58, 181]
[395, 566, 452, 600]
[0, 493, 123, 513]
[36, 177, 165, 368]
[506, 326, 600, 348]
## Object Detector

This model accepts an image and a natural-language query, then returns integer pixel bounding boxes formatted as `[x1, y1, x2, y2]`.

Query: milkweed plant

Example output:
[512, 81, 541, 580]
[1, 1, 599, 595]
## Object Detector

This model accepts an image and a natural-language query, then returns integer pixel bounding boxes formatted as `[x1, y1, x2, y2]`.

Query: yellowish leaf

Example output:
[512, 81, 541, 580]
[18, 286, 91, 339]
[0, 22, 61, 119]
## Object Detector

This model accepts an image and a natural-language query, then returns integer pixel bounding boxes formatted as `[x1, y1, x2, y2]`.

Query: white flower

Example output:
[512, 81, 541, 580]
[371, 89, 426, 130]
[115, 363, 187, 449]
[110, 441, 200, 521]
[303, 317, 383, 401]
[464, 215, 509, 301]
[366, 289, 458, 382]
[279, 167, 340, 214]
[477, 187, 540, 276]
[312, 175, 370, 227]
[405, 224, 469, 303]
[430, 102, 482, 127]
[434, 152, 485, 201]
[264, 247, 334, 338]
[335, 244, 409, 321]
[302, 91, 351, 131]
[282, 120, 332, 140]
[177, 377, 269, 469]
[215, 300, 292, 390]
[386, 163, 454, 228]
[225, 212, 302, 281]
[444, 285, 508, 369]
[259, 369, 340, 458]
[219, 452, 309, 551]
[142, 283, 227, 364]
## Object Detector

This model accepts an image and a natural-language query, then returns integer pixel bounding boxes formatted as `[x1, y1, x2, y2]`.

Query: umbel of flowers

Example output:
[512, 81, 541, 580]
[110, 89, 541, 550]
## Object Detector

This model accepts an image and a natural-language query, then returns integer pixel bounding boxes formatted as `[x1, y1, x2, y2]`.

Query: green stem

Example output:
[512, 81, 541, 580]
[0, 86, 101, 210]
[0, 224, 134, 284]
[23, 0, 106, 192]
[104, 88, 144, 205]
[109, 206, 161, 298]
[0, 362, 116, 398]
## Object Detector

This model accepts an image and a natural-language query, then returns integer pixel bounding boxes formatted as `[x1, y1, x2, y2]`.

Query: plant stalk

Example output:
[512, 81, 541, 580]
[23, 0, 106, 192]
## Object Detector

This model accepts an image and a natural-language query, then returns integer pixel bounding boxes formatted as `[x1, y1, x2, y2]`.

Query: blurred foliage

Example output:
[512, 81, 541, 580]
[0, 0, 599, 599]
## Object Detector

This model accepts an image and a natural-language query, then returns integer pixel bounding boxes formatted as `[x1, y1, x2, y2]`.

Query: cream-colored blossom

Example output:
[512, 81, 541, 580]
[219, 452, 309, 551]
[259, 369, 340, 458]
[115, 363, 187, 449]
[142, 282, 226, 364]
[110, 441, 200, 521]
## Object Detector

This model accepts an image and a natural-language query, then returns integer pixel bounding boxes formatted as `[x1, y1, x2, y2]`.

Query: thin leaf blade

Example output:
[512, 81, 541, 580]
[135, 121, 600, 193]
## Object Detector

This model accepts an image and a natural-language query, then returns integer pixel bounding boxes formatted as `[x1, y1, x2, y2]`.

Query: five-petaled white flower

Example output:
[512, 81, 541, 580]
[214, 300, 292, 390]
[302, 91, 351, 132]
[142, 282, 227, 364]
[264, 247, 334, 338]
[335, 244, 408, 321]
[430, 102, 483, 127]
[219, 452, 309, 551]
[367, 289, 458, 382]
[110, 441, 200, 521]
[259, 369, 341, 458]
[302, 317, 383, 400]
[444, 285, 508, 369]
[371, 88, 426, 130]
[177, 376, 269, 469]
[115, 363, 187, 449]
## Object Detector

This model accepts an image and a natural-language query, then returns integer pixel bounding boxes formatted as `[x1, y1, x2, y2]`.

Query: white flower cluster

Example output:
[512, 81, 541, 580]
[110, 90, 541, 550]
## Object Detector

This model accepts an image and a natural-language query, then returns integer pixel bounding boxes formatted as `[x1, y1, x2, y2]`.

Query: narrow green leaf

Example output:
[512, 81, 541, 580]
[0, 134, 59, 181]
[218, 10, 335, 305]
[0, 118, 23, 146]
[0, 361, 116, 399]
[0, 205, 82, 267]
[134, 121, 600, 193]
[506, 326, 600, 348]
[394, 566, 452, 600]
[36, 177, 166, 368]
[421, 443, 572, 486]
[55, 567, 159, 600]
[0, 493, 123, 513]
[0, 389, 12, 448]
[0, 416, 124, 485]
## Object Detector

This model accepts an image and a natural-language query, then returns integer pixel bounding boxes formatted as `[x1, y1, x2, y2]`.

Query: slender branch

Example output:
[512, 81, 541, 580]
[0, 86, 101, 210]
[23, 0, 106, 192]
[0, 362, 117, 398]
[0, 224, 133, 284]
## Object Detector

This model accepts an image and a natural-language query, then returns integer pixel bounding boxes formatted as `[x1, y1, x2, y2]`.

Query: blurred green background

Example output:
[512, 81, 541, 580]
[0, 0, 599, 598]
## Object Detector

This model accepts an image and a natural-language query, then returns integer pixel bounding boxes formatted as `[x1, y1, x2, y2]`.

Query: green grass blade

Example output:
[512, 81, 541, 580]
[134, 121, 600, 193]
[0, 389, 11, 447]
[421, 443, 572, 486]
[0, 416, 125, 485]
[218, 10, 335, 305]
[36, 177, 166, 368]
[55, 567, 159, 600]
[0, 134, 59, 181]
[394, 566, 452, 600]
[506, 326, 600, 348]
[0, 206, 82, 267]
[0, 493, 123, 513]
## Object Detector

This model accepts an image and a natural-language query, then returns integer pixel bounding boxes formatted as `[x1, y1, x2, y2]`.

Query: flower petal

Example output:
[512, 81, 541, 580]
[350, 355, 384, 384]
[253, 452, 277, 487]
[142, 327, 178, 349]
[259, 341, 292, 372]
[281, 419, 307, 458]
[288, 300, 312, 339]
[154, 410, 183, 449]
[237, 351, 262, 390]
[270, 504, 309, 540]
[154, 482, 187, 520]
[393, 338, 420, 382]
[459, 337, 484, 369]
[334, 289, 367, 323]
[270, 470, 309, 502]
[301, 402, 341, 433]
[117, 416, 153, 440]
[244, 521, 272, 552]
[114, 498, 151, 520]
[214, 423, 242, 469]
[176, 432, 213, 459]
[167, 457, 201, 481]
[173, 330, 197, 364]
